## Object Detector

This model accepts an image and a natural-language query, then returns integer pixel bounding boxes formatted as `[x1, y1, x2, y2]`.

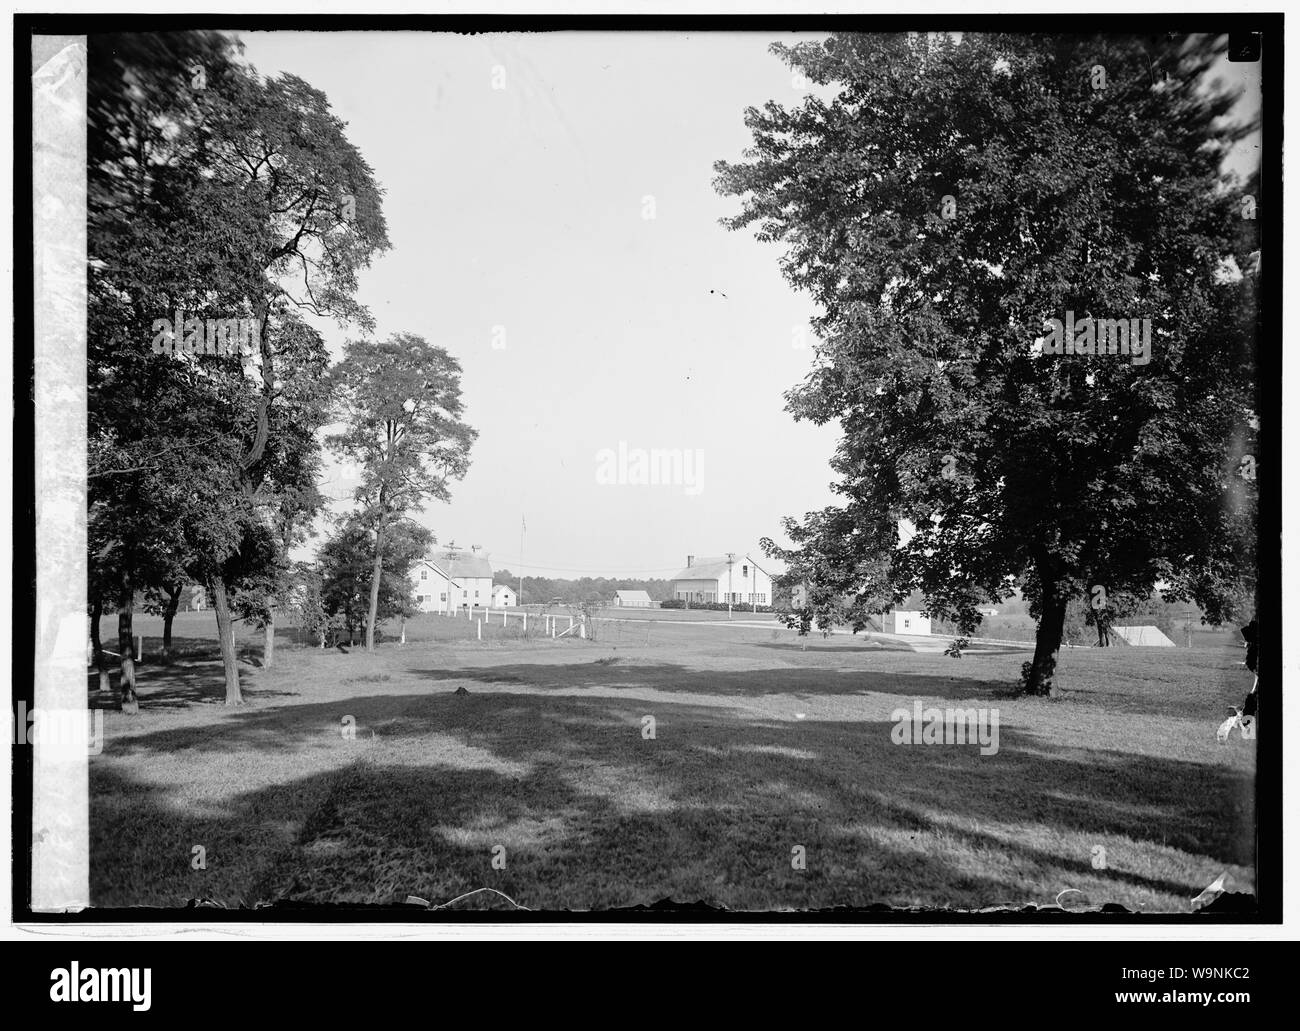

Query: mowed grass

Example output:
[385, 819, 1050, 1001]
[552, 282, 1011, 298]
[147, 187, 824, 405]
[89, 613, 1256, 912]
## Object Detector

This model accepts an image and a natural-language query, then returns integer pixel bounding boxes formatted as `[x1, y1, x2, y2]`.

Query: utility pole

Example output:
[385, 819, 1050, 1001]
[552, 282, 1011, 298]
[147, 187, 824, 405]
[519, 515, 525, 609]
[446, 540, 460, 614]
[726, 552, 735, 619]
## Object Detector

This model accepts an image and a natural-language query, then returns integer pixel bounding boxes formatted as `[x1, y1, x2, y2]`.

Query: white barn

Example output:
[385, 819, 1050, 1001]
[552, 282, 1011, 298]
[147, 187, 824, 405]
[670, 554, 773, 606]
[413, 548, 494, 613]
[614, 590, 652, 607]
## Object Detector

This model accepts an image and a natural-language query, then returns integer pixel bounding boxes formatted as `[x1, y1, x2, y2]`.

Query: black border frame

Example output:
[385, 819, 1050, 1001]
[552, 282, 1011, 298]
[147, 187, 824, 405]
[12, 10, 1283, 927]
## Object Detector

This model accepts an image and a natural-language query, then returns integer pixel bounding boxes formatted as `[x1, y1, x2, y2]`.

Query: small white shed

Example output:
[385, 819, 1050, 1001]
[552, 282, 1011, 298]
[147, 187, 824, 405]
[883, 610, 931, 636]
[492, 584, 517, 608]
[614, 590, 652, 608]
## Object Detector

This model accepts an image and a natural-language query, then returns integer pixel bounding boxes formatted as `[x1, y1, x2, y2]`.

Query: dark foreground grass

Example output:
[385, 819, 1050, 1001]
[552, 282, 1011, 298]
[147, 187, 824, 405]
[88, 619, 1256, 912]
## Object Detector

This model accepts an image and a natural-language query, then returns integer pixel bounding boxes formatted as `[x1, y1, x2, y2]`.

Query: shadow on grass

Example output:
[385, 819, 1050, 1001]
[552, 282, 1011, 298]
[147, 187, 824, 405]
[87, 633, 321, 710]
[90, 684, 1255, 912]
[406, 660, 1025, 702]
[751, 638, 921, 654]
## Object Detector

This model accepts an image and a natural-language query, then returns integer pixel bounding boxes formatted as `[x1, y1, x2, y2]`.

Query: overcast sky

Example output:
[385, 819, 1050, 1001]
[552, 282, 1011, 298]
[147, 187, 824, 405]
[239, 30, 840, 579]
[236, 31, 1260, 580]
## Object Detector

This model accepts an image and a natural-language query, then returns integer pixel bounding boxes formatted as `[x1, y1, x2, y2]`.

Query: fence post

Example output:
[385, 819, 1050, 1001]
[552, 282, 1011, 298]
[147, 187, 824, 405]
[477, 619, 482, 641]
[523, 611, 527, 631]
[135, 634, 142, 662]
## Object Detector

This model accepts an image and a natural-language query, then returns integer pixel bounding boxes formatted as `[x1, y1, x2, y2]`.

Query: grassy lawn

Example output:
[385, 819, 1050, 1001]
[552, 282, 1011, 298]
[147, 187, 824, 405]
[89, 612, 1256, 912]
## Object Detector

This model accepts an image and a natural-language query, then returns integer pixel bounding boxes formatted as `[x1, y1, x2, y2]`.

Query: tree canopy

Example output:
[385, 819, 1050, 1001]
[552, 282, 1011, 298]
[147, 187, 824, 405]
[327, 333, 477, 650]
[716, 33, 1259, 694]
[88, 31, 389, 705]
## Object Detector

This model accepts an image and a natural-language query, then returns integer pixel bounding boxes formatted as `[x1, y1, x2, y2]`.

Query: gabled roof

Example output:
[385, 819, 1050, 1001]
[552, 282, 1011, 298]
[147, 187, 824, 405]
[615, 590, 652, 603]
[492, 584, 515, 595]
[670, 555, 769, 582]
[1112, 625, 1176, 647]
[423, 550, 493, 580]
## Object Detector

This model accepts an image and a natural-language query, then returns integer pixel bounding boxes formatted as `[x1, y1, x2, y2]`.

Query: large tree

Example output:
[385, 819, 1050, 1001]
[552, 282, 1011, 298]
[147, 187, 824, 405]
[319, 514, 433, 643]
[88, 32, 388, 705]
[194, 64, 388, 701]
[716, 33, 1259, 694]
[88, 31, 246, 710]
[328, 334, 477, 651]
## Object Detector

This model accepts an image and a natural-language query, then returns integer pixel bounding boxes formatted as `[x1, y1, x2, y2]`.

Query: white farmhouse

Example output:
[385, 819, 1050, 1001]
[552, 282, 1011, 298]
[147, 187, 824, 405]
[412, 547, 494, 613]
[492, 584, 517, 608]
[670, 554, 773, 606]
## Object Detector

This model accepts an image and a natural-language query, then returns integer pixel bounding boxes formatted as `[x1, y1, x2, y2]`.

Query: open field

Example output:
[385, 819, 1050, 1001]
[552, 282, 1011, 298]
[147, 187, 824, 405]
[89, 612, 1256, 912]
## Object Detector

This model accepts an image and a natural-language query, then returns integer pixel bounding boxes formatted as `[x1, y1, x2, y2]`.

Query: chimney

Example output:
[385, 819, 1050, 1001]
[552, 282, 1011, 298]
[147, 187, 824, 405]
[687, 555, 694, 568]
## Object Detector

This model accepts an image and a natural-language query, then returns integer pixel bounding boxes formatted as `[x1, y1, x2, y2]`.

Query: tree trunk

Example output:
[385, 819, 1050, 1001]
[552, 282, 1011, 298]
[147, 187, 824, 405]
[264, 608, 276, 669]
[117, 583, 139, 714]
[90, 595, 111, 695]
[89, 595, 101, 658]
[1025, 586, 1068, 696]
[210, 576, 243, 705]
[161, 581, 181, 659]
[365, 516, 386, 652]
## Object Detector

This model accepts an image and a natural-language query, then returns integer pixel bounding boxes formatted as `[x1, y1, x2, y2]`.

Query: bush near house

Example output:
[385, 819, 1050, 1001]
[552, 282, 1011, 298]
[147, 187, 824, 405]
[660, 599, 774, 613]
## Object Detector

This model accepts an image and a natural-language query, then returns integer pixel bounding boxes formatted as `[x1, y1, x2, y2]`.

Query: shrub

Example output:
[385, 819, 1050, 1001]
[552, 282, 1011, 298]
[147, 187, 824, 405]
[664, 600, 774, 613]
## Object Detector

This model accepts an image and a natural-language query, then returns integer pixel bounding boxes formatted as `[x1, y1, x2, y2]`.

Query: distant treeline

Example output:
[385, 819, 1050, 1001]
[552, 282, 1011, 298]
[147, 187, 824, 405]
[493, 570, 673, 606]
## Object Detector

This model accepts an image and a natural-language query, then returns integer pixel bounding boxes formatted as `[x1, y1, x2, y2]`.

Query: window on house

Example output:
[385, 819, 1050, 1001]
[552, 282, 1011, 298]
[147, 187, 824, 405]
[420, 570, 427, 581]
[440, 593, 447, 601]
[743, 564, 748, 576]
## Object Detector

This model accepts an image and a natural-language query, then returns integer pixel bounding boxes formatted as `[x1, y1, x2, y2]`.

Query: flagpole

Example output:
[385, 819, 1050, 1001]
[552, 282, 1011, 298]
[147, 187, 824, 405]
[518, 515, 525, 606]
